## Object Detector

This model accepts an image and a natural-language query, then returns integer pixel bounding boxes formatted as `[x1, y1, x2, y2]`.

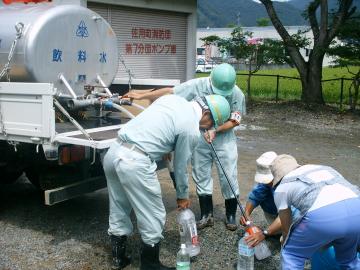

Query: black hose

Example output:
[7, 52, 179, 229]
[209, 140, 247, 221]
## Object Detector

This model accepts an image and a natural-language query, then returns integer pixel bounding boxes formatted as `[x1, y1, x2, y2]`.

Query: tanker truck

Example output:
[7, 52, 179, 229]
[0, 2, 168, 205]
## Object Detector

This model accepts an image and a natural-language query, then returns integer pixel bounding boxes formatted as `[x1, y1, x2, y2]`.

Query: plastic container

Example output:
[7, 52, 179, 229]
[176, 243, 191, 270]
[254, 241, 271, 260]
[245, 221, 271, 260]
[176, 209, 200, 257]
[237, 233, 254, 270]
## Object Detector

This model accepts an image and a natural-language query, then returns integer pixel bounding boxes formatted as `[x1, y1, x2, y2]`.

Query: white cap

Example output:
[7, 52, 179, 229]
[254, 151, 278, 184]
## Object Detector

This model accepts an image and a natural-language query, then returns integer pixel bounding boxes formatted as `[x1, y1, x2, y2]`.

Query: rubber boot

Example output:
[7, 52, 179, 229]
[225, 198, 238, 231]
[110, 235, 131, 270]
[140, 241, 175, 270]
[196, 195, 214, 230]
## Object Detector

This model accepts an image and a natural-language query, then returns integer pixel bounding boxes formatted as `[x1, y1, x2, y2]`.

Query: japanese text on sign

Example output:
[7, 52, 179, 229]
[131, 28, 171, 40]
[126, 43, 176, 55]
[126, 27, 176, 55]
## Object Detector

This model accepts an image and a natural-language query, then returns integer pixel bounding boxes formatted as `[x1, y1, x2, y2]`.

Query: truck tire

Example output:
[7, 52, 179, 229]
[25, 168, 40, 188]
[0, 167, 23, 184]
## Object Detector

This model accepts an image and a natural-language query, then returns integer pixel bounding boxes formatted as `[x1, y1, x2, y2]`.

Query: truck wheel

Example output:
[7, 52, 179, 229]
[0, 167, 23, 184]
[25, 168, 40, 188]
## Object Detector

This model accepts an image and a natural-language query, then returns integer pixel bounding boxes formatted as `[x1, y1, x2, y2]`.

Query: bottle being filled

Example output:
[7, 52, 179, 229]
[176, 208, 200, 257]
[245, 221, 271, 260]
[176, 243, 191, 270]
[237, 232, 254, 270]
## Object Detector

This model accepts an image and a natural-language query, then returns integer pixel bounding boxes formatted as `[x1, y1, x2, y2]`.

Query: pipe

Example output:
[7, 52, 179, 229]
[59, 74, 77, 99]
[130, 102, 145, 111]
[66, 97, 132, 111]
[112, 103, 135, 119]
[96, 74, 113, 97]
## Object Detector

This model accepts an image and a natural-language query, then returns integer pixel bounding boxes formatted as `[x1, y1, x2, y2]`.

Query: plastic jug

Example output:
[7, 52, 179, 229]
[176, 208, 200, 257]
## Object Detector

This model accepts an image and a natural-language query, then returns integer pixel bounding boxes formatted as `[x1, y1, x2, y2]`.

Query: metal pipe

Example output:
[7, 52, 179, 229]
[66, 97, 132, 111]
[96, 74, 113, 97]
[59, 74, 77, 99]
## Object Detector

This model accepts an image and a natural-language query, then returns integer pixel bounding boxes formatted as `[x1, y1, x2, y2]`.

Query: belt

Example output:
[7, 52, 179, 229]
[117, 138, 148, 157]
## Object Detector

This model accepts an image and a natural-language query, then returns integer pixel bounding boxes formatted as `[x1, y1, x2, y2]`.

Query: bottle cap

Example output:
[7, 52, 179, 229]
[181, 244, 186, 249]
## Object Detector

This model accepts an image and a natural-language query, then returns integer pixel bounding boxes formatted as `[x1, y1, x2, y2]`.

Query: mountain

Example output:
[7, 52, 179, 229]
[198, 0, 306, 27]
[288, 0, 360, 12]
[198, 0, 360, 27]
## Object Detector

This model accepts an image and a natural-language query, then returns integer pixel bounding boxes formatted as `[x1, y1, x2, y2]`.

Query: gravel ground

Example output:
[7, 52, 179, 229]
[1, 101, 360, 270]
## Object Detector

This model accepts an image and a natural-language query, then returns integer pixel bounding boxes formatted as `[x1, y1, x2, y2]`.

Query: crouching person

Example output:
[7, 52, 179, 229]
[271, 154, 360, 270]
[102, 94, 230, 270]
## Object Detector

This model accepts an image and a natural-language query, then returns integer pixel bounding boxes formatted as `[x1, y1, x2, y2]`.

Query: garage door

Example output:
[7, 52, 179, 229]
[88, 2, 187, 82]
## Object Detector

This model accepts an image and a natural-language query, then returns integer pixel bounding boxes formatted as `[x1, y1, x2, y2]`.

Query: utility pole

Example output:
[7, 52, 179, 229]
[237, 12, 241, 26]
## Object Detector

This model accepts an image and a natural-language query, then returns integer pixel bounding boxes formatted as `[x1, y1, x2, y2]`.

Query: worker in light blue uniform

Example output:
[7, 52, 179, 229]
[271, 154, 360, 270]
[125, 63, 246, 231]
[103, 94, 230, 270]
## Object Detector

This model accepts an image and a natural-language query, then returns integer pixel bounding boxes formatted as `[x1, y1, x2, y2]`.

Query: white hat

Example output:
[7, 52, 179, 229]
[254, 151, 278, 184]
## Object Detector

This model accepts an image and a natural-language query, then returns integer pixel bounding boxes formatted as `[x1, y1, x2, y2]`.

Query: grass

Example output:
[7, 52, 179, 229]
[196, 66, 358, 105]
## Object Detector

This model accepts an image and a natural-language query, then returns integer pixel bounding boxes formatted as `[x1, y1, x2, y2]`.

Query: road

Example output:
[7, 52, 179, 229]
[1, 102, 360, 270]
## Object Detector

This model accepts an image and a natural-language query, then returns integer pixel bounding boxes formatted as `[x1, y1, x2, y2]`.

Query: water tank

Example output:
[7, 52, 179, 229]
[0, 4, 118, 96]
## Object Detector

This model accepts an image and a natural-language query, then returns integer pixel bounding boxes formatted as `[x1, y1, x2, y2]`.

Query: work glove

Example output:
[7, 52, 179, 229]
[177, 198, 191, 210]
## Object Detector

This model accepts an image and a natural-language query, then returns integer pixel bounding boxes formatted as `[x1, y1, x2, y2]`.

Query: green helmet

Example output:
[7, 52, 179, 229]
[210, 63, 236, 96]
[204, 95, 231, 128]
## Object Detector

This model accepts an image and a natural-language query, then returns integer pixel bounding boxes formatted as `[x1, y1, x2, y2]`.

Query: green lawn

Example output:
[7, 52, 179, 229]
[196, 66, 358, 105]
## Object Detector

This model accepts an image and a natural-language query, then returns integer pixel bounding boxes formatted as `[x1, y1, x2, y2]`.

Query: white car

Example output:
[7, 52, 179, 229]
[196, 59, 217, 73]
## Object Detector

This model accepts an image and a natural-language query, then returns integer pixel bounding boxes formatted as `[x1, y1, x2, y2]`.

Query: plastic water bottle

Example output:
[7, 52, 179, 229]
[237, 233, 254, 270]
[244, 221, 271, 260]
[176, 243, 191, 270]
[254, 240, 271, 260]
[176, 209, 200, 257]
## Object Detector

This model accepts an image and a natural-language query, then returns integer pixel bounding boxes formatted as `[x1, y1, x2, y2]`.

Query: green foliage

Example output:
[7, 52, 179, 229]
[256, 17, 270, 26]
[201, 26, 291, 73]
[327, 13, 360, 67]
[226, 22, 237, 28]
[200, 35, 222, 46]
[327, 12, 360, 110]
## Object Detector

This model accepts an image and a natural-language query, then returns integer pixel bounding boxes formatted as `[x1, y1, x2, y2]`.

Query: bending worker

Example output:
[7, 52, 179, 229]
[239, 152, 343, 270]
[270, 154, 360, 270]
[239, 151, 283, 244]
[125, 63, 246, 231]
[103, 94, 230, 270]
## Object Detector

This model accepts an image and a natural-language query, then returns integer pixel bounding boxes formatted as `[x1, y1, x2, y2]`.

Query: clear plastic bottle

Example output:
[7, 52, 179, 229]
[244, 221, 271, 260]
[176, 243, 191, 270]
[254, 240, 271, 260]
[176, 209, 200, 257]
[237, 233, 254, 270]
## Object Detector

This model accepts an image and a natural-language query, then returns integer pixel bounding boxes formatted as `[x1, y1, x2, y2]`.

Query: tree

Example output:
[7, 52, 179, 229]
[201, 27, 291, 98]
[327, 12, 360, 110]
[259, 0, 357, 104]
[256, 17, 270, 27]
